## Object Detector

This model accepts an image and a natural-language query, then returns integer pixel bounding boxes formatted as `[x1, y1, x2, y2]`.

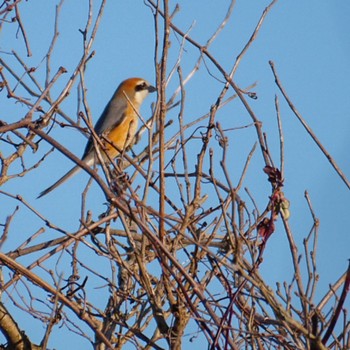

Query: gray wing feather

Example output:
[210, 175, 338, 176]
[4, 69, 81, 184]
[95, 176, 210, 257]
[82, 92, 127, 158]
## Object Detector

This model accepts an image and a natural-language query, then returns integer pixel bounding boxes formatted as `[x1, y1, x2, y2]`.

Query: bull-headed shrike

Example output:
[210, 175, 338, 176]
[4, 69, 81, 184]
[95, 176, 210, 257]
[38, 77, 156, 198]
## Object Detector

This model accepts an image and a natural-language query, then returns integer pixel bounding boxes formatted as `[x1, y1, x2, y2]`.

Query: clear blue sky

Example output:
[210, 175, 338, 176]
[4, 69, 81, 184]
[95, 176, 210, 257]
[1, 1, 349, 348]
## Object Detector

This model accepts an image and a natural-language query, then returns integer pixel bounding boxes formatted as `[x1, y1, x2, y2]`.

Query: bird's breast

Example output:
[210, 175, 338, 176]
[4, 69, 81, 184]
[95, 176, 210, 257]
[104, 113, 138, 158]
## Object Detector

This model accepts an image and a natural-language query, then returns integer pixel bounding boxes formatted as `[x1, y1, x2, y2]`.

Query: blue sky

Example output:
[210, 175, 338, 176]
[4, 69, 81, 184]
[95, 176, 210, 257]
[1, 1, 350, 349]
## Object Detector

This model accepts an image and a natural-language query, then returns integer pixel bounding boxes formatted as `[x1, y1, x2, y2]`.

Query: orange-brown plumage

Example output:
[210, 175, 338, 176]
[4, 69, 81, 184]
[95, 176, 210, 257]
[38, 77, 156, 198]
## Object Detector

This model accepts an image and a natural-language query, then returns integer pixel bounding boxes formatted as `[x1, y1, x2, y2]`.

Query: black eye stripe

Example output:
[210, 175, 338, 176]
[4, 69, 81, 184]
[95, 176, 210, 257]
[135, 82, 147, 92]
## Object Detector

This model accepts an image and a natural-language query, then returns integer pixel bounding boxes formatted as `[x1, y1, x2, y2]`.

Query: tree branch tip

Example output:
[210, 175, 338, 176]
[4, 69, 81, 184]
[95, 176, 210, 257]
[59, 66, 67, 74]
[248, 91, 258, 100]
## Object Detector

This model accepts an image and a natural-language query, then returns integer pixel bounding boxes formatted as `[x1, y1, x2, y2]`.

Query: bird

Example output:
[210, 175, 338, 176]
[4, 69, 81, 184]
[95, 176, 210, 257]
[38, 77, 156, 198]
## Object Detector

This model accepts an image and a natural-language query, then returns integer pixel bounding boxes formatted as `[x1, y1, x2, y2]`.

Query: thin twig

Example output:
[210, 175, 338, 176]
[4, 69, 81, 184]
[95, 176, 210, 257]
[270, 60, 350, 191]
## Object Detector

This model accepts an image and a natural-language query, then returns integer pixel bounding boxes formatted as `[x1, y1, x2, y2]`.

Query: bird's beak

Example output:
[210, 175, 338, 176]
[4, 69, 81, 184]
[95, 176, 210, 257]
[147, 85, 157, 93]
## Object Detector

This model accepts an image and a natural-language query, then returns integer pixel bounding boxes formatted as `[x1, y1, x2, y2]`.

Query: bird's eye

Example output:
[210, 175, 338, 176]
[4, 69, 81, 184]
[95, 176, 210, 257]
[135, 81, 147, 92]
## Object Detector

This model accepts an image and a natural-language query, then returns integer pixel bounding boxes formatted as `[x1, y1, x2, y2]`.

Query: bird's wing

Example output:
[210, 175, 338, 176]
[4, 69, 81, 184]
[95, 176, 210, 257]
[82, 94, 128, 158]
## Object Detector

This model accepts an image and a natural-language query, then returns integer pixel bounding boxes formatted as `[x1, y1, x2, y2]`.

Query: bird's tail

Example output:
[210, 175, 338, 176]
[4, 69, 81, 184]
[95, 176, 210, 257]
[37, 165, 81, 198]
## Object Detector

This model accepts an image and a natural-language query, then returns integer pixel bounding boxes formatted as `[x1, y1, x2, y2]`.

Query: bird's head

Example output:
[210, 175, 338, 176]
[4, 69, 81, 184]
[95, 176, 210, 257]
[118, 77, 157, 107]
